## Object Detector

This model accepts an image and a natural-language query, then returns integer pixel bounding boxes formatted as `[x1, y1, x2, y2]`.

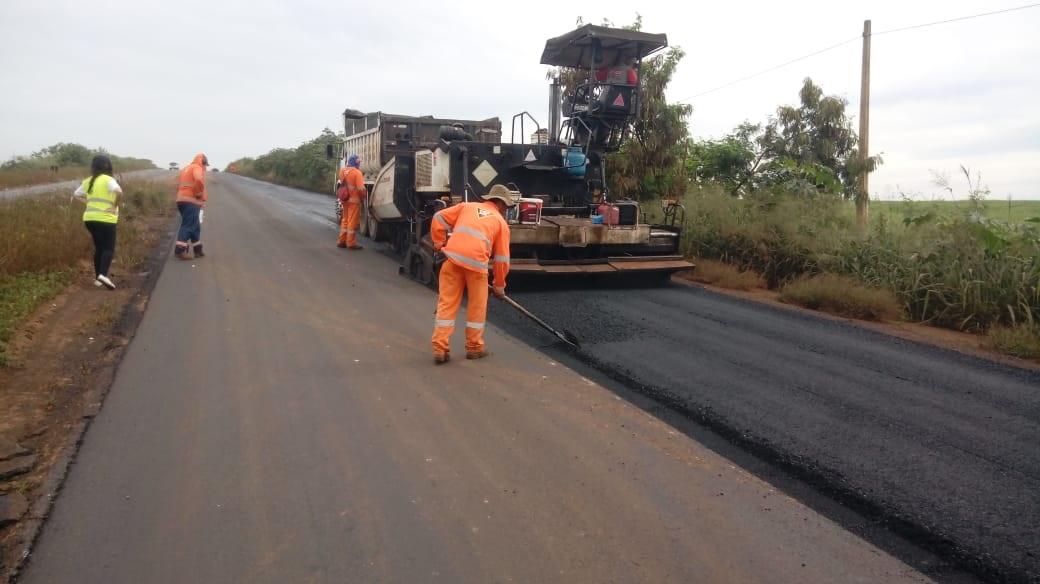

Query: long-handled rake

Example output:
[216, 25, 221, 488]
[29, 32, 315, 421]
[492, 288, 581, 349]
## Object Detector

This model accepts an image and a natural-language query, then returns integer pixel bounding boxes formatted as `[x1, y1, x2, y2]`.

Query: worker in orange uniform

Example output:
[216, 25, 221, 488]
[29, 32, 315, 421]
[336, 154, 366, 250]
[430, 184, 516, 364]
[175, 153, 209, 259]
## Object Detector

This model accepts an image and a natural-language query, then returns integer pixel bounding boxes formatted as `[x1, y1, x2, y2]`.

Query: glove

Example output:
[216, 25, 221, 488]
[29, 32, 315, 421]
[492, 285, 506, 298]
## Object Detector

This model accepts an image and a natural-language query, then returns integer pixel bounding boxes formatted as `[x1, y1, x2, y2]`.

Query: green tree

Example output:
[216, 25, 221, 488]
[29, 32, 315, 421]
[690, 79, 881, 200]
[760, 78, 881, 199]
[32, 142, 93, 166]
[687, 122, 763, 196]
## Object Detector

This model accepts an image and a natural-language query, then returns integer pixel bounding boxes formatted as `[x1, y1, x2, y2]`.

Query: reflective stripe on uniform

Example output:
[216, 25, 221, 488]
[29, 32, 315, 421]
[454, 225, 491, 249]
[86, 198, 116, 212]
[443, 250, 491, 271]
[493, 255, 510, 264]
[435, 319, 455, 328]
[434, 213, 450, 227]
[465, 321, 485, 330]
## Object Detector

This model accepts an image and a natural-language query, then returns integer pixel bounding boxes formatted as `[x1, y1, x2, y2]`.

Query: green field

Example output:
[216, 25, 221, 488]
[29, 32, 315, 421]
[871, 199, 1040, 224]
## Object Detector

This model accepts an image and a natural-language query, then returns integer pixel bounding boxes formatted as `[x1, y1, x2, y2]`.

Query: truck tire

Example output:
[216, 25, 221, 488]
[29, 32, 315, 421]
[359, 203, 370, 238]
[367, 209, 381, 242]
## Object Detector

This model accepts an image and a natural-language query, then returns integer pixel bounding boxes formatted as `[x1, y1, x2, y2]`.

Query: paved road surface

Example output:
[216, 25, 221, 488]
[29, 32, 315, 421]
[493, 271, 1040, 582]
[20, 175, 928, 583]
[0, 169, 173, 200]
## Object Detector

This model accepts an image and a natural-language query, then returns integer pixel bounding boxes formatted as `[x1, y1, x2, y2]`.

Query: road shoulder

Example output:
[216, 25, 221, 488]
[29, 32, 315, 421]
[0, 214, 176, 582]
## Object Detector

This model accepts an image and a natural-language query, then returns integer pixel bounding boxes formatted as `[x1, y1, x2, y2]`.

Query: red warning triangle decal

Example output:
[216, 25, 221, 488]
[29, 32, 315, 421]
[612, 93, 626, 107]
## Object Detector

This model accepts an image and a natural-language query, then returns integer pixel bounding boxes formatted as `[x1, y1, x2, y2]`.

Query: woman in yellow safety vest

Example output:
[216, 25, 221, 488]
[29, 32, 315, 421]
[72, 155, 122, 290]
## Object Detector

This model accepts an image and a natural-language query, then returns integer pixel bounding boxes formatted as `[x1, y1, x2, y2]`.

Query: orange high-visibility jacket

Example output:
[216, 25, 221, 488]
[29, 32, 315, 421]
[337, 167, 365, 203]
[431, 201, 510, 288]
[176, 154, 208, 205]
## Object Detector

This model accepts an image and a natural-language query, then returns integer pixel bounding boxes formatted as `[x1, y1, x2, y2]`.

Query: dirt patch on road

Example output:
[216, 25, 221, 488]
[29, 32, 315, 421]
[0, 215, 175, 582]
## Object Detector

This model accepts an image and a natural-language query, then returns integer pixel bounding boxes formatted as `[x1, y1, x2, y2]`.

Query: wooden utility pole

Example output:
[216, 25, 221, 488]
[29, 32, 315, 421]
[856, 19, 872, 232]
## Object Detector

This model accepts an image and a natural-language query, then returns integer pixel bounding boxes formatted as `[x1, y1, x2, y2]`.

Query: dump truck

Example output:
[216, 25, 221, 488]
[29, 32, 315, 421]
[327, 24, 692, 284]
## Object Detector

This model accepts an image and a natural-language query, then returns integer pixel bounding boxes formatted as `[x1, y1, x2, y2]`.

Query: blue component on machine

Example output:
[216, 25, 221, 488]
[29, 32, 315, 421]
[565, 146, 587, 177]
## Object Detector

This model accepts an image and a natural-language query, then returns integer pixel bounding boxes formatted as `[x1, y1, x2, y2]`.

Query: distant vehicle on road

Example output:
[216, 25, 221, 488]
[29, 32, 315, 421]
[168, 162, 179, 171]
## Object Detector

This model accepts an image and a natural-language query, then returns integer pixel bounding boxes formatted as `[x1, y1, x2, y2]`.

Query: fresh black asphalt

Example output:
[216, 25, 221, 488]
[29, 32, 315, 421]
[490, 282, 1040, 583]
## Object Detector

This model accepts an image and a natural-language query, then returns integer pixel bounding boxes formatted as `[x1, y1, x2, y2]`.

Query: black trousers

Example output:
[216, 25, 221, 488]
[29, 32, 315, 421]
[84, 221, 117, 277]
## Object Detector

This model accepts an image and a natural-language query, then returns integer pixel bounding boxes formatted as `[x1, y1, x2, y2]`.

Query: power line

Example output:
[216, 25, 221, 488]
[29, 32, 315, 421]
[873, 2, 1040, 36]
[677, 37, 859, 101]
[677, 2, 1040, 103]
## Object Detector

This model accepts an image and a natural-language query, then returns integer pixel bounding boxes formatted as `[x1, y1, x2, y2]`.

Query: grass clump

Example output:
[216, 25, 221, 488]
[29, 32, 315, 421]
[0, 271, 73, 345]
[779, 273, 903, 321]
[685, 258, 764, 290]
[988, 325, 1040, 360]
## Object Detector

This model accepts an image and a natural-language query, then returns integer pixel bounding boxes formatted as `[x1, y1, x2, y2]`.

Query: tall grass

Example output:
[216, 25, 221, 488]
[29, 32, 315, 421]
[0, 159, 155, 190]
[680, 185, 1040, 333]
[779, 274, 903, 321]
[0, 180, 171, 362]
[682, 258, 764, 290]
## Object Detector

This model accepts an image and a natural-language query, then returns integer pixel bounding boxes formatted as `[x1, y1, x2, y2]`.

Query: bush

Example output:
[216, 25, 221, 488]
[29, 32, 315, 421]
[988, 325, 1040, 360]
[678, 185, 1040, 332]
[779, 274, 903, 321]
[684, 258, 763, 290]
[0, 144, 155, 189]
[227, 129, 340, 193]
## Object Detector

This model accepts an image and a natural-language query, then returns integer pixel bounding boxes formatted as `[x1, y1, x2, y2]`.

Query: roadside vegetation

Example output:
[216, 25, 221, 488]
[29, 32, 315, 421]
[987, 324, 1040, 360]
[778, 274, 902, 321]
[598, 27, 1040, 360]
[0, 179, 170, 365]
[231, 15, 1039, 361]
[680, 258, 763, 291]
[1, 143, 155, 189]
[226, 129, 340, 193]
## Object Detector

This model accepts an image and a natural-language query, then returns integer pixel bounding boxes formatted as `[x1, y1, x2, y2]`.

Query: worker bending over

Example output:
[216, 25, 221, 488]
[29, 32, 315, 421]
[175, 153, 209, 259]
[430, 185, 515, 364]
[337, 154, 366, 250]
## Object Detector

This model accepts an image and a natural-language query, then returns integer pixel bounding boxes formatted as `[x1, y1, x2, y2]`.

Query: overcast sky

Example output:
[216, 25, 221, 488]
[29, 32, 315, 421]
[1, 0, 1037, 199]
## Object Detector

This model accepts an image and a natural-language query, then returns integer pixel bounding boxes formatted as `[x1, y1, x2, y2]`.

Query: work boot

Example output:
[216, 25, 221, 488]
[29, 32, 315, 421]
[466, 350, 490, 360]
[175, 244, 190, 260]
[337, 242, 348, 248]
[349, 245, 364, 250]
[193, 244, 205, 258]
[434, 353, 450, 365]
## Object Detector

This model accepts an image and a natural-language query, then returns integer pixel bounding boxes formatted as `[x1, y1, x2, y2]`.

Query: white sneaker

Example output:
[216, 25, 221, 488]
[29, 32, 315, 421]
[93, 278, 103, 287]
[96, 274, 116, 290]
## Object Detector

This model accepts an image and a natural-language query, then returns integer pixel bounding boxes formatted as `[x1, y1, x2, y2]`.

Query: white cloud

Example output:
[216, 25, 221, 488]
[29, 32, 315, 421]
[1, 0, 1037, 198]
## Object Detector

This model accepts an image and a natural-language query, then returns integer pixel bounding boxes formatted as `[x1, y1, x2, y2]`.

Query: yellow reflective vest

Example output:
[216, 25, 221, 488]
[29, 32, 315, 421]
[81, 174, 118, 224]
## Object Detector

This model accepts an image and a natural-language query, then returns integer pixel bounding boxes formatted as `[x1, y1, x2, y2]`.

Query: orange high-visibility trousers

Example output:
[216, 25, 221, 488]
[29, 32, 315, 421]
[338, 201, 362, 248]
[432, 260, 489, 356]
